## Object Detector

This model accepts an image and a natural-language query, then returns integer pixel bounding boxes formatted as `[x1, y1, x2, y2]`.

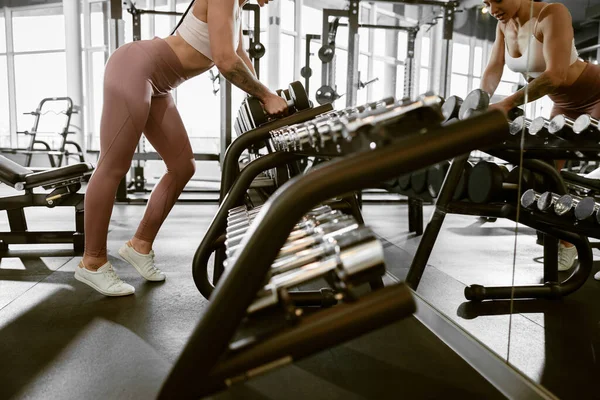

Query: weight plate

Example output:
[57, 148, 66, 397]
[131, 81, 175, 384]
[289, 81, 311, 111]
[537, 192, 558, 212]
[575, 196, 596, 221]
[427, 162, 450, 198]
[453, 161, 473, 200]
[521, 189, 538, 209]
[554, 195, 574, 216]
[410, 169, 428, 194]
[458, 89, 490, 120]
[548, 115, 566, 134]
[316, 85, 336, 105]
[509, 116, 526, 135]
[245, 97, 267, 128]
[468, 161, 502, 204]
[573, 114, 591, 134]
[318, 44, 335, 63]
[441, 95, 462, 122]
[398, 174, 411, 190]
[529, 117, 547, 135]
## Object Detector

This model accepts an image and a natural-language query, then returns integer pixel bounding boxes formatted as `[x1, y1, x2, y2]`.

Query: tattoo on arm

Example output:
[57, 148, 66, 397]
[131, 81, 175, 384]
[505, 73, 556, 108]
[220, 58, 267, 99]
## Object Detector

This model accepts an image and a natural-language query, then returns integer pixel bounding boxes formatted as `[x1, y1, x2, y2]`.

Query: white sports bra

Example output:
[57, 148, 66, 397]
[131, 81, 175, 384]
[504, 5, 578, 78]
[176, 7, 242, 61]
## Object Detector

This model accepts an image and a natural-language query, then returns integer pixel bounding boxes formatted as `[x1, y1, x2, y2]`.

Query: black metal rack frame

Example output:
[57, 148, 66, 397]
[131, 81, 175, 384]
[158, 111, 510, 399]
[406, 136, 600, 302]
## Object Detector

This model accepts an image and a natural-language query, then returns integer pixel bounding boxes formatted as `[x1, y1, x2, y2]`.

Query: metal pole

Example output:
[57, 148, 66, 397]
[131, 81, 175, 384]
[63, 0, 86, 157]
[404, 29, 417, 99]
[220, 80, 232, 165]
[439, 4, 455, 98]
[346, 0, 360, 107]
[267, 0, 281, 89]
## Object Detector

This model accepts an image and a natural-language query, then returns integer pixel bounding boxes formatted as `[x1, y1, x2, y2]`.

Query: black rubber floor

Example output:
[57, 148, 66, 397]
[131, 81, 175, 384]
[211, 312, 505, 400]
[3, 197, 596, 399]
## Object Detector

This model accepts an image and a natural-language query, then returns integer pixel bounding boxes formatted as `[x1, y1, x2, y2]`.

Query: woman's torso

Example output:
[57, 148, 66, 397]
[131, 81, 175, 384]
[501, 2, 586, 85]
[164, 0, 244, 79]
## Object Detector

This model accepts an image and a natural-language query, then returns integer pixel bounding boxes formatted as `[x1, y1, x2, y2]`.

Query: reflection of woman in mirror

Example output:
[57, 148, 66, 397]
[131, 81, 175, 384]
[480, 0, 600, 271]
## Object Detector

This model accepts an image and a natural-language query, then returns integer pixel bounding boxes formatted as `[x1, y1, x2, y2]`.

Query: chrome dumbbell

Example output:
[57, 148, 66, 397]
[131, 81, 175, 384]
[528, 117, 550, 136]
[247, 227, 384, 314]
[554, 194, 582, 217]
[227, 205, 333, 233]
[548, 114, 575, 136]
[509, 116, 531, 135]
[226, 213, 355, 255]
[573, 114, 600, 136]
[521, 189, 542, 209]
[226, 208, 344, 245]
[226, 217, 359, 259]
[536, 191, 562, 212]
[574, 196, 600, 222]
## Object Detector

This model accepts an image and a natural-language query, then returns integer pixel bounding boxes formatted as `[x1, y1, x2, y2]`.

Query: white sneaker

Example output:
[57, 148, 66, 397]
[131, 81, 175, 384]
[558, 244, 578, 271]
[118, 243, 166, 282]
[74, 261, 135, 296]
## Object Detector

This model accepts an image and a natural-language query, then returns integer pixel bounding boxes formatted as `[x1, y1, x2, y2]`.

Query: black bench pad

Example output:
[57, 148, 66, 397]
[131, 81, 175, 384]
[0, 155, 94, 189]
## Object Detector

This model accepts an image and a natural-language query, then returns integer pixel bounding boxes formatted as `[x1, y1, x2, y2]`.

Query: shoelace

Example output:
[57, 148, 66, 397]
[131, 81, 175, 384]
[104, 266, 124, 286]
[146, 252, 161, 275]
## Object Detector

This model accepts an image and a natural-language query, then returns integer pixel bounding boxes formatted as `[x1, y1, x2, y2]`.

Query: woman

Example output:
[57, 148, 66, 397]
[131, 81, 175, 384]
[481, 0, 600, 272]
[74, 0, 288, 296]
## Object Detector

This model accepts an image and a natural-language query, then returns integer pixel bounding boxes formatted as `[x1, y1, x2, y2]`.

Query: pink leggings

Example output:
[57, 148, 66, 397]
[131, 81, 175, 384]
[550, 62, 600, 120]
[85, 38, 195, 258]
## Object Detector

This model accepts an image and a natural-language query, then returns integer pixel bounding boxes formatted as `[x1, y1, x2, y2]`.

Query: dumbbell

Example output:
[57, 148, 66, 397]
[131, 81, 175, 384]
[521, 189, 542, 209]
[469, 163, 546, 204]
[270, 224, 379, 277]
[458, 89, 524, 121]
[226, 216, 359, 258]
[548, 114, 576, 137]
[453, 161, 473, 201]
[410, 169, 428, 194]
[228, 204, 332, 228]
[467, 161, 511, 203]
[536, 191, 562, 212]
[397, 174, 411, 191]
[573, 114, 600, 136]
[441, 95, 463, 123]
[574, 196, 600, 221]
[227, 209, 346, 243]
[427, 161, 450, 198]
[509, 116, 532, 135]
[244, 81, 311, 128]
[528, 117, 550, 136]
[554, 194, 582, 217]
[227, 209, 349, 246]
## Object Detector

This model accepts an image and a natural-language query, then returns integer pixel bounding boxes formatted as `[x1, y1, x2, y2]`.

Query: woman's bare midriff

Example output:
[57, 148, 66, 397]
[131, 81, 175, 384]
[164, 35, 215, 79]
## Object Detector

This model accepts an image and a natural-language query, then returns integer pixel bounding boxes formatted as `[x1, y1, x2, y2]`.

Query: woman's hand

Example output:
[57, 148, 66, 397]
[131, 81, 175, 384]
[262, 93, 289, 117]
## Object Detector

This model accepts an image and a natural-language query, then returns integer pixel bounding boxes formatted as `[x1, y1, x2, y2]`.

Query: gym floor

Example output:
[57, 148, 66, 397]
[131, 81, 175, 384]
[0, 192, 599, 399]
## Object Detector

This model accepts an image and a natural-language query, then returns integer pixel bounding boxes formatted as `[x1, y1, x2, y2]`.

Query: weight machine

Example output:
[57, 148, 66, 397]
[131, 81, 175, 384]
[311, 0, 458, 108]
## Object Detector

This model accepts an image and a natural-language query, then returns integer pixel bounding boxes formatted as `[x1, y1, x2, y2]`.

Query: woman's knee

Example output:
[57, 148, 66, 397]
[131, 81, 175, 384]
[181, 158, 196, 181]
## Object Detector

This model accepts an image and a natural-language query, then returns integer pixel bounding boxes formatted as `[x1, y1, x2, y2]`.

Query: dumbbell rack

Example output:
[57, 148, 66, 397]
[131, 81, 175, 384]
[159, 109, 510, 399]
[407, 129, 600, 302]
[194, 97, 446, 300]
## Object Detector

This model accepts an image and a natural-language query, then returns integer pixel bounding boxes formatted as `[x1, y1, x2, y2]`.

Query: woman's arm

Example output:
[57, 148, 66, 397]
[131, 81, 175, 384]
[496, 4, 575, 110]
[236, 28, 257, 77]
[480, 23, 506, 96]
[208, 0, 268, 100]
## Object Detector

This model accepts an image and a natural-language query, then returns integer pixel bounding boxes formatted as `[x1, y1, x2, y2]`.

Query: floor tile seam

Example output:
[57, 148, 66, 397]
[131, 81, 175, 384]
[0, 257, 74, 312]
